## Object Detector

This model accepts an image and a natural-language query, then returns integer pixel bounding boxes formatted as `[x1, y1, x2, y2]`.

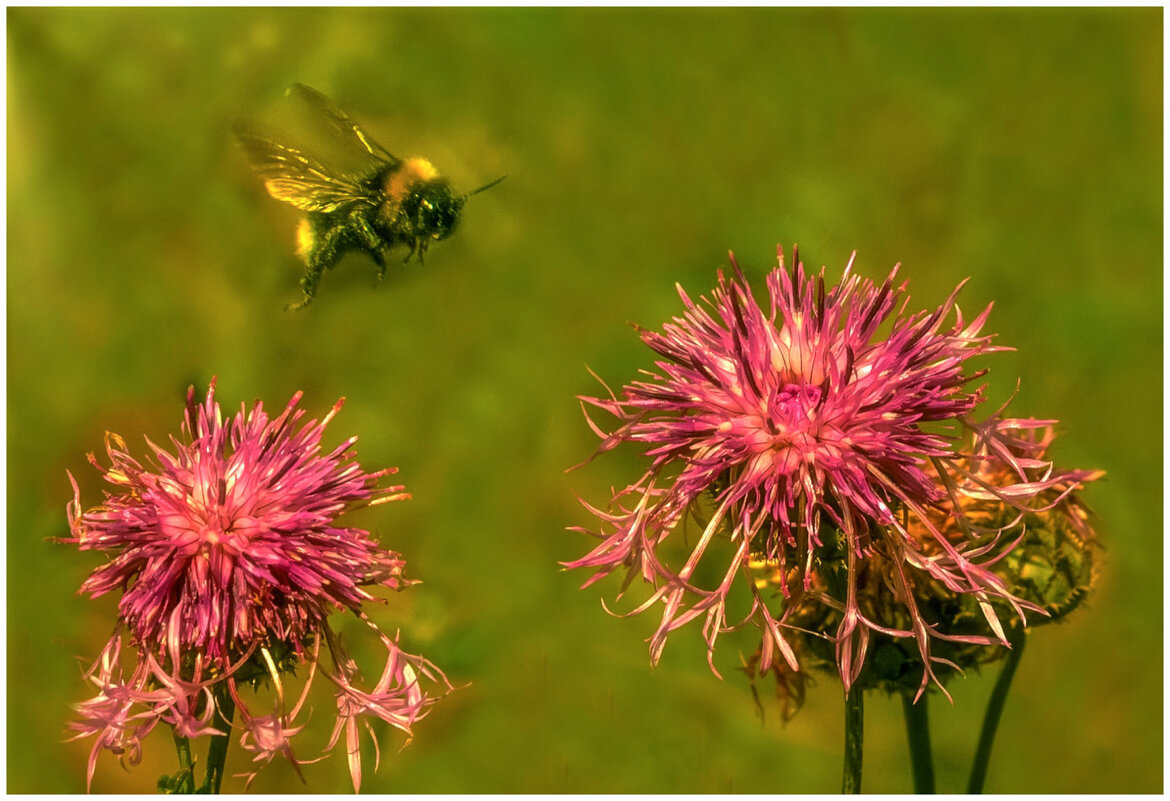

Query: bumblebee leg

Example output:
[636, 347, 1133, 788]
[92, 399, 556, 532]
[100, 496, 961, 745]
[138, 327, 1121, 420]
[371, 250, 387, 283]
[286, 225, 346, 311]
[349, 211, 388, 282]
[286, 262, 324, 311]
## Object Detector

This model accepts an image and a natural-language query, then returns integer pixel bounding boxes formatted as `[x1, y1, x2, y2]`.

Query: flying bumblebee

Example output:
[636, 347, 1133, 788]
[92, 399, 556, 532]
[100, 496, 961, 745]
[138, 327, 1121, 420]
[234, 83, 503, 310]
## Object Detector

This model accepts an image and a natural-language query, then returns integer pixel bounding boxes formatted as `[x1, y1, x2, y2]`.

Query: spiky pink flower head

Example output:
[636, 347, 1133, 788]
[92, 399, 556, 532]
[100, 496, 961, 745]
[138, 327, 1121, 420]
[566, 246, 1098, 696]
[63, 380, 451, 791]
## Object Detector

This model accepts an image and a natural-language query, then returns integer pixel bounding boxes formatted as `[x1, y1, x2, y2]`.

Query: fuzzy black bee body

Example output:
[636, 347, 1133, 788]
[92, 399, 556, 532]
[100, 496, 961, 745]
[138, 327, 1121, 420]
[235, 83, 500, 310]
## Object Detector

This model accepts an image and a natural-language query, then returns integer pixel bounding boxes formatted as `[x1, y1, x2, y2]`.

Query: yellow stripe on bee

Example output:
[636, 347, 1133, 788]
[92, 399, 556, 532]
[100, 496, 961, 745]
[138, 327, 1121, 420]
[384, 157, 439, 202]
[295, 218, 315, 260]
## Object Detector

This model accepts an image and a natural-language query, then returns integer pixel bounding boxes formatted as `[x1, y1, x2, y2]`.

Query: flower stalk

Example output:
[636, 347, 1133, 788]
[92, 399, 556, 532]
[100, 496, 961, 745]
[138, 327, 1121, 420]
[200, 685, 236, 794]
[968, 631, 1027, 793]
[169, 732, 195, 793]
[902, 693, 935, 793]
[842, 690, 864, 794]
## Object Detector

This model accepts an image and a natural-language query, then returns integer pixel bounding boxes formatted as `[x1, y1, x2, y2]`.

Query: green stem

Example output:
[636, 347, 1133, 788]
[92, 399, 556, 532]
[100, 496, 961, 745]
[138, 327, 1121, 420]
[199, 684, 236, 794]
[842, 689, 864, 794]
[902, 693, 935, 793]
[967, 631, 1027, 794]
[172, 731, 196, 793]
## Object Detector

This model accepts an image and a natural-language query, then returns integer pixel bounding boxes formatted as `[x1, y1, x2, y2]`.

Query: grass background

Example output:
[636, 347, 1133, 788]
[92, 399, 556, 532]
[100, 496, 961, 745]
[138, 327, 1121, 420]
[7, 7, 1161, 794]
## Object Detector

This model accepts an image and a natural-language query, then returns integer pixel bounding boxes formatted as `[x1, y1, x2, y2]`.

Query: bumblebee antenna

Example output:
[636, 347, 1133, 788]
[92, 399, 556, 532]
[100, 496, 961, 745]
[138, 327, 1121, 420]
[467, 175, 507, 197]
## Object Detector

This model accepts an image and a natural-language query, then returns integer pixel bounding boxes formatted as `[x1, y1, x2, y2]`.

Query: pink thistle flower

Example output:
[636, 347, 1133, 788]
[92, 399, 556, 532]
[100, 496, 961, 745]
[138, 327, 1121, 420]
[68, 379, 408, 661]
[566, 246, 1100, 697]
[62, 380, 452, 791]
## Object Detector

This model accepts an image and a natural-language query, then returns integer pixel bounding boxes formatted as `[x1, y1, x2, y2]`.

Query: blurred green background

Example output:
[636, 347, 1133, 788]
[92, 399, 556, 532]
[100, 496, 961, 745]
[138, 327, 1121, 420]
[7, 7, 1161, 794]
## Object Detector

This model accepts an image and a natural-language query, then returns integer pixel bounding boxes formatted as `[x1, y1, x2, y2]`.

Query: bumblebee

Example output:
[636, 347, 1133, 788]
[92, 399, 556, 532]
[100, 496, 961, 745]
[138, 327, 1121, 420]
[235, 83, 503, 310]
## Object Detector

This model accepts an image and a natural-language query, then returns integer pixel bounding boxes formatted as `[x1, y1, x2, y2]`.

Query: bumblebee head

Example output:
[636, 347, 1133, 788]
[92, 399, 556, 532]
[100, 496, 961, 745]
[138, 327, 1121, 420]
[404, 180, 464, 242]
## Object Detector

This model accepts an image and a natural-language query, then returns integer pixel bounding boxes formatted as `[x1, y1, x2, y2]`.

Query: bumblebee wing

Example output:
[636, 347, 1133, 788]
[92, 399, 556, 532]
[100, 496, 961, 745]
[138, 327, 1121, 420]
[233, 123, 375, 213]
[289, 83, 401, 167]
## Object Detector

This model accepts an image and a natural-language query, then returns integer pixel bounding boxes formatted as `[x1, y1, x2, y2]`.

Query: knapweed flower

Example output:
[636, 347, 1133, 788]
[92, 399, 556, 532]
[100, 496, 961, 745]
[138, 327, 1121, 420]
[566, 246, 1100, 697]
[743, 418, 1102, 709]
[62, 380, 451, 792]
